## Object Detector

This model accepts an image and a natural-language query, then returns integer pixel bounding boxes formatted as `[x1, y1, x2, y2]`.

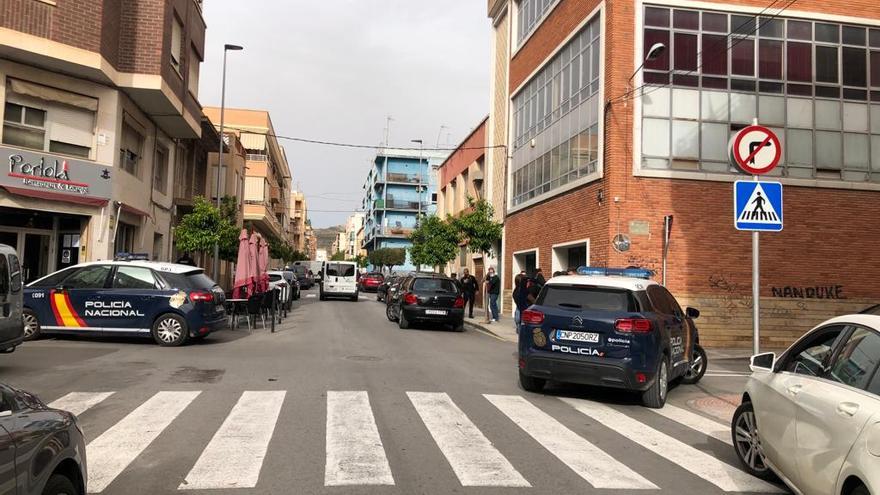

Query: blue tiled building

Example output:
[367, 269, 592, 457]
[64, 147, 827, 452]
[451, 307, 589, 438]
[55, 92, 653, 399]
[361, 148, 449, 272]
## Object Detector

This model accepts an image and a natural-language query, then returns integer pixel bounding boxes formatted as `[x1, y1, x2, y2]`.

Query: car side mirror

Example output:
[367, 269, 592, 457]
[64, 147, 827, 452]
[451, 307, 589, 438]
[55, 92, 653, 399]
[686, 307, 700, 319]
[750, 352, 776, 372]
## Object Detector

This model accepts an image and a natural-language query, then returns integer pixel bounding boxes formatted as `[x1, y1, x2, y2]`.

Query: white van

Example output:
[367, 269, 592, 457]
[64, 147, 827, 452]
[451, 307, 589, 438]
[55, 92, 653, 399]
[0, 244, 24, 354]
[320, 261, 359, 301]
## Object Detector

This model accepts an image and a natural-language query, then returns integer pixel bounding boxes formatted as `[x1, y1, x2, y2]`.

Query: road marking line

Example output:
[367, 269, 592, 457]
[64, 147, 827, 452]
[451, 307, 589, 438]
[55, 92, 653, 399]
[325, 391, 394, 486]
[408, 392, 529, 487]
[560, 398, 783, 493]
[485, 394, 657, 489]
[704, 373, 751, 377]
[179, 391, 286, 490]
[306, 294, 316, 298]
[650, 404, 733, 446]
[86, 391, 200, 493]
[49, 391, 115, 417]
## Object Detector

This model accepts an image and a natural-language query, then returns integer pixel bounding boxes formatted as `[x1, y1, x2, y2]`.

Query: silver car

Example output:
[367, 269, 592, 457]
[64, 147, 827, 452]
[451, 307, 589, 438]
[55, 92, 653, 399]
[732, 314, 880, 495]
[0, 245, 23, 354]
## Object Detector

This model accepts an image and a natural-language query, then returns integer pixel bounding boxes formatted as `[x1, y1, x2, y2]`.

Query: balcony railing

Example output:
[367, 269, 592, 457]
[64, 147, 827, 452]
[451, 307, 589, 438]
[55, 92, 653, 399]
[374, 199, 425, 210]
[246, 153, 269, 162]
[384, 172, 421, 184]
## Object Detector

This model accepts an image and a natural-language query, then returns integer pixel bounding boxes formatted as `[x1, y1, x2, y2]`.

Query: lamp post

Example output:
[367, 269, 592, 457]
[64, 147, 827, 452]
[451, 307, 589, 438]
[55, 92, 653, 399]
[213, 43, 243, 282]
[411, 139, 423, 272]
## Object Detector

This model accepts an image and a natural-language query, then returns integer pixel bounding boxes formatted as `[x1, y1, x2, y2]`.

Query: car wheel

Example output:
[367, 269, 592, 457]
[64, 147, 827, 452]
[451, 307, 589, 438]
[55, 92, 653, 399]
[519, 371, 546, 393]
[151, 313, 189, 347]
[641, 356, 669, 408]
[732, 401, 776, 480]
[386, 304, 399, 322]
[453, 320, 465, 332]
[351, 292, 359, 302]
[23, 308, 41, 341]
[319, 290, 326, 301]
[398, 311, 410, 329]
[850, 485, 869, 495]
[41, 473, 77, 495]
[680, 344, 708, 385]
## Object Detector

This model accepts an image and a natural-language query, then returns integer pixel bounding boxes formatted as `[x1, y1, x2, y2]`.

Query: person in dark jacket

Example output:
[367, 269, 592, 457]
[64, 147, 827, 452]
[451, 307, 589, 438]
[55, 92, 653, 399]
[460, 268, 479, 318]
[513, 271, 528, 328]
[176, 253, 196, 266]
[535, 268, 546, 288]
[485, 267, 501, 322]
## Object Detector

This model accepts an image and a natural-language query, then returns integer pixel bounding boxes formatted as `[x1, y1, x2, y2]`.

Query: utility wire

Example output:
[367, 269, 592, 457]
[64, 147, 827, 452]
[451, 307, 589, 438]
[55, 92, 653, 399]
[610, 0, 798, 105]
[222, 126, 507, 152]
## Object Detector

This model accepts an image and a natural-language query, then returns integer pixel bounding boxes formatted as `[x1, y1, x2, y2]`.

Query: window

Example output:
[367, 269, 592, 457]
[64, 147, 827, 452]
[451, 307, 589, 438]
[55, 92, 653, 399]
[412, 278, 458, 293]
[3, 102, 45, 150]
[784, 325, 846, 376]
[63, 265, 111, 289]
[537, 286, 638, 312]
[29, 266, 78, 288]
[154, 146, 168, 193]
[171, 16, 183, 73]
[827, 327, 880, 390]
[325, 263, 355, 277]
[188, 45, 201, 96]
[0, 254, 8, 296]
[113, 266, 157, 290]
[114, 223, 137, 253]
[640, 6, 880, 182]
[517, 0, 556, 44]
[120, 120, 144, 177]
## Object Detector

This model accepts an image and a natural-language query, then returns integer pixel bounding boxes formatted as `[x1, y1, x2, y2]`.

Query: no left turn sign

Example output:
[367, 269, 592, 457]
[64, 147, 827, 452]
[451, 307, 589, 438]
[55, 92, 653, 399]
[730, 125, 782, 175]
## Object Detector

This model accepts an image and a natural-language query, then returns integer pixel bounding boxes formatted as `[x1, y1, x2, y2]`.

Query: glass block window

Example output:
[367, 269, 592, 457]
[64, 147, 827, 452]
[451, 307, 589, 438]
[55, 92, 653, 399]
[511, 13, 602, 207]
[641, 5, 880, 182]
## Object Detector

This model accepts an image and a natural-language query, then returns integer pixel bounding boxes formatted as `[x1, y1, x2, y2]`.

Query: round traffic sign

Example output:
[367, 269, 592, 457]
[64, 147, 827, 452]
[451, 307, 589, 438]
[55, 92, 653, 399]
[730, 125, 782, 175]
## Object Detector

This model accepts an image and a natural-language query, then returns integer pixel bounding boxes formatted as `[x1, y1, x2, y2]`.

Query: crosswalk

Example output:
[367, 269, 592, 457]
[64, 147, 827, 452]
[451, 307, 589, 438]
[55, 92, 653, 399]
[47, 389, 785, 493]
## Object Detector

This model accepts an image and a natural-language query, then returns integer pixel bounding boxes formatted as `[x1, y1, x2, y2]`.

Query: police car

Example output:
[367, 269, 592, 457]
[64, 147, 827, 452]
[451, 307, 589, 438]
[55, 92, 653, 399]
[22, 256, 227, 346]
[518, 267, 706, 408]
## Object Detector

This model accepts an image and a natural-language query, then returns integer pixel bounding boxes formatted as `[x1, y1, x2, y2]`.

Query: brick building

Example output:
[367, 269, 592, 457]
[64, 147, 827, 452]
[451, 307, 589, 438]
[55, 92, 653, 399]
[492, 0, 879, 347]
[0, 0, 210, 281]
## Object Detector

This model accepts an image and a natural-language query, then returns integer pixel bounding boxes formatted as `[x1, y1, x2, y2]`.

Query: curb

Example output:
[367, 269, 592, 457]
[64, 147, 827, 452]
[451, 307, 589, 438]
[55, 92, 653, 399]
[464, 319, 517, 343]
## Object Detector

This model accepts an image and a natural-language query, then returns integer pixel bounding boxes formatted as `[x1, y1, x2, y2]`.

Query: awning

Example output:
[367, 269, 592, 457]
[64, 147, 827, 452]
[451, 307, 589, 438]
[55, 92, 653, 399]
[1, 184, 108, 207]
[8, 78, 98, 112]
[120, 202, 151, 217]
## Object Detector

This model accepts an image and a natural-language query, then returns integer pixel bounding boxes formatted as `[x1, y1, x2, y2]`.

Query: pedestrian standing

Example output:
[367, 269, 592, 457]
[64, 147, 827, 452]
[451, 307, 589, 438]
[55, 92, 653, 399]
[176, 253, 196, 266]
[485, 267, 501, 322]
[460, 268, 479, 318]
[535, 268, 546, 288]
[513, 270, 528, 328]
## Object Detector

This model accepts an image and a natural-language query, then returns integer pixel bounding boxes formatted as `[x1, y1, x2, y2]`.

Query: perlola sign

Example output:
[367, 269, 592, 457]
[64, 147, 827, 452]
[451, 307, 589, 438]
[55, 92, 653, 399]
[0, 145, 113, 201]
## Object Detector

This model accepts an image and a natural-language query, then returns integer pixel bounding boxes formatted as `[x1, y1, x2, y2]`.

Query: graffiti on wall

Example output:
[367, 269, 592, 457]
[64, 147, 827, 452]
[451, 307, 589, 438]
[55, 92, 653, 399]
[707, 272, 809, 320]
[771, 285, 845, 299]
[625, 255, 660, 272]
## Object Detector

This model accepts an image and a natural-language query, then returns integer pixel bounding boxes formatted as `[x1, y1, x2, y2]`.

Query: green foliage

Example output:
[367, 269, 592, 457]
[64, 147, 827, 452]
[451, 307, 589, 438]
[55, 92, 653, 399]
[408, 215, 460, 269]
[452, 197, 503, 256]
[173, 196, 240, 260]
[330, 251, 347, 261]
[263, 232, 300, 263]
[369, 248, 406, 271]
[353, 254, 369, 268]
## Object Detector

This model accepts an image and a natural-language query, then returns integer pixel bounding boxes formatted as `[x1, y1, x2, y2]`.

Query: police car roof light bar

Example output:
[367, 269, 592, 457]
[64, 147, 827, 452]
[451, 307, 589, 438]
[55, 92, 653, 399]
[577, 266, 654, 279]
[115, 252, 150, 261]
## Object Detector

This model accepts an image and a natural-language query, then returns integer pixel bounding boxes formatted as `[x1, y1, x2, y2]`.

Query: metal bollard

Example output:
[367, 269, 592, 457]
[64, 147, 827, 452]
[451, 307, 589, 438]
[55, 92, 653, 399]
[271, 290, 276, 333]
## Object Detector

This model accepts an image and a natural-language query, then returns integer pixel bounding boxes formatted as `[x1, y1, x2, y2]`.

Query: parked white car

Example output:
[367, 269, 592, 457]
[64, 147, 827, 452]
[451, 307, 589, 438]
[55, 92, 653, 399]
[732, 314, 880, 495]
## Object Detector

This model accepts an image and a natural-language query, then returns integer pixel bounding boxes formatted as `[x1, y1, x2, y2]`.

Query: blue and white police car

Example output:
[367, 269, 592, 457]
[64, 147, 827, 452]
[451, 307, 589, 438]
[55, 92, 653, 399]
[22, 256, 227, 346]
[518, 267, 706, 408]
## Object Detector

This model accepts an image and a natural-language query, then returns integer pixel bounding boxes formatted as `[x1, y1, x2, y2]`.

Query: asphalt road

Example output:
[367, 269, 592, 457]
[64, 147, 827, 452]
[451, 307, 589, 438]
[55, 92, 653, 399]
[0, 288, 787, 495]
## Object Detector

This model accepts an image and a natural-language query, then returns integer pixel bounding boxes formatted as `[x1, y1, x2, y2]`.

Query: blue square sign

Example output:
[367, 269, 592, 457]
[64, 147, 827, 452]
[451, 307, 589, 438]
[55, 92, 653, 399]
[734, 180, 783, 231]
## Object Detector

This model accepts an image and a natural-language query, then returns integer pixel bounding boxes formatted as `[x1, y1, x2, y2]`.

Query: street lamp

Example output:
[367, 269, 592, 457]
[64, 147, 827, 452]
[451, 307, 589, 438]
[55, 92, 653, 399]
[213, 43, 243, 281]
[629, 42, 665, 83]
[411, 139, 423, 272]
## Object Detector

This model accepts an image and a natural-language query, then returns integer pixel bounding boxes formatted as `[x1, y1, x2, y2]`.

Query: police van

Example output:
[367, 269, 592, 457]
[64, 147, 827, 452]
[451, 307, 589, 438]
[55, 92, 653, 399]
[517, 267, 706, 408]
[23, 257, 227, 346]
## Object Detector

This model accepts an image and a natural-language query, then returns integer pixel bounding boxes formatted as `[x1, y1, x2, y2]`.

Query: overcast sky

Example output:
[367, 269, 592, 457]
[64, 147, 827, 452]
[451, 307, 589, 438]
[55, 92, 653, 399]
[199, 1, 490, 228]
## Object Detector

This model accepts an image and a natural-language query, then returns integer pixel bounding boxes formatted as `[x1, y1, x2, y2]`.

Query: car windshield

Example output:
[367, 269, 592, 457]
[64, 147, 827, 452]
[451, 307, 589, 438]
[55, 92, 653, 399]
[537, 285, 638, 311]
[269, 274, 282, 282]
[161, 270, 217, 290]
[326, 263, 355, 277]
[412, 278, 458, 293]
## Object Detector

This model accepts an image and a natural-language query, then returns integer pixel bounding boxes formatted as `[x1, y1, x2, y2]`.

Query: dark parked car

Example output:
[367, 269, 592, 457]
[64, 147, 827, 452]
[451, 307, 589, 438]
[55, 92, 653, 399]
[0, 383, 87, 495]
[385, 274, 465, 331]
[359, 272, 384, 293]
[376, 275, 400, 302]
[292, 266, 315, 290]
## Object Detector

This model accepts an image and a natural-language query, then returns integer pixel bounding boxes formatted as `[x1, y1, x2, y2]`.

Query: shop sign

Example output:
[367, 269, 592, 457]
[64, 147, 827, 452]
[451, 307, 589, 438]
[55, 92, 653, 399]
[1, 145, 112, 199]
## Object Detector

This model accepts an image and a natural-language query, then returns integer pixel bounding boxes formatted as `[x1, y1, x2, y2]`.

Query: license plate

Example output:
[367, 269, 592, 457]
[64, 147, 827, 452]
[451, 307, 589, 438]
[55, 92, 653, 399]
[556, 330, 600, 343]
[425, 309, 447, 315]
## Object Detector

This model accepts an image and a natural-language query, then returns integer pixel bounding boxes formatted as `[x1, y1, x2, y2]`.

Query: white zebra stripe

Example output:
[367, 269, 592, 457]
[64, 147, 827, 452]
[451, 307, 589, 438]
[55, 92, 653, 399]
[179, 391, 286, 490]
[87, 391, 200, 493]
[408, 392, 529, 487]
[485, 394, 658, 490]
[560, 398, 783, 493]
[325, 391, 394, 486]
[49, 391, 115, 417]
[651, 404, 733, 446]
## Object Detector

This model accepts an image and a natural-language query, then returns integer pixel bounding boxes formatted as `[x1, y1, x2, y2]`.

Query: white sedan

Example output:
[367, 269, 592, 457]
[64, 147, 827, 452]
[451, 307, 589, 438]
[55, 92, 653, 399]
[732, 314, 880, 495]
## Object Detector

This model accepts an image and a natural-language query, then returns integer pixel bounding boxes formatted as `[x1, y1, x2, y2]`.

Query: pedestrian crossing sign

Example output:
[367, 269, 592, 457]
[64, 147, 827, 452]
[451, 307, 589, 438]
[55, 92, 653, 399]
[734, 180, 783, 231]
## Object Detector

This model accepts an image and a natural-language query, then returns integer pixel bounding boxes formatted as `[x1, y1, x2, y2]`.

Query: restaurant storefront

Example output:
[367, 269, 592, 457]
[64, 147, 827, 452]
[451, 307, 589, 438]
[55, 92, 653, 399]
[0, 145, 113, 282]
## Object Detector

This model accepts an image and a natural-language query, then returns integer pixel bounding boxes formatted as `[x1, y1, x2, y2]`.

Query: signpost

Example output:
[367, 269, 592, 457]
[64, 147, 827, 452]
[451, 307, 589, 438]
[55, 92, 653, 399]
[730, 123, 783, 355]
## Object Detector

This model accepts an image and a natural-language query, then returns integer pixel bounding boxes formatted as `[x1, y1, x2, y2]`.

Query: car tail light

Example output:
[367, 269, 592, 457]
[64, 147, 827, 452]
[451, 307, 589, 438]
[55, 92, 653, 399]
[521, 309, 544, 325]
[403, 293, 418, 305]
[189, 291, 214, 303]
[615, 318, 652, 333]
[519, 358, 526, 369]
[635, 372, 647, 383]
[453, 297, 464, 308]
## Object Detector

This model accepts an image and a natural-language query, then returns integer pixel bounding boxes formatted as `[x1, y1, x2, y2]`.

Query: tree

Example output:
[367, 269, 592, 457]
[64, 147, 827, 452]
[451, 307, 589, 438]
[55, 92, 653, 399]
[218, 196, 242, 262]
[452, 197, 503, 256]
[408, 215, 460, 270]
[353, 254, 369, 268]
[173, 196, 239, 260]
[369, 247, 406, 272]
[330, 251, 347, 261]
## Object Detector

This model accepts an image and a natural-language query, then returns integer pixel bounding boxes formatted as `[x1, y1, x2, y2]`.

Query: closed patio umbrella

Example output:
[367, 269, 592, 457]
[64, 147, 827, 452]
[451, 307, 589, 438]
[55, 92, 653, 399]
[249, 232, 262, 293]
[257, 234, 270, 293]
[231, 229, 252, 299]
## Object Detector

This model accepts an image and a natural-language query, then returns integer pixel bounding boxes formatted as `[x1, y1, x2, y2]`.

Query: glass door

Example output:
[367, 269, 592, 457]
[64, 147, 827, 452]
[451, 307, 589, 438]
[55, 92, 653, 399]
[23, 233, 51, 283]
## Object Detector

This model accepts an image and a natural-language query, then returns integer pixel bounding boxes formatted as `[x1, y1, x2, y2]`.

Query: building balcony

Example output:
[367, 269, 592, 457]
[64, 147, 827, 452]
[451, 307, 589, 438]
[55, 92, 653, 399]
[243, 201, 283, 239]
[374, 199, 427, 211]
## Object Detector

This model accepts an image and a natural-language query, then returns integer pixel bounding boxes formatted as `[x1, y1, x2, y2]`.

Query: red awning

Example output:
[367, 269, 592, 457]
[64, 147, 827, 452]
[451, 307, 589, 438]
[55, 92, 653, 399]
[1, 185, 109, 207]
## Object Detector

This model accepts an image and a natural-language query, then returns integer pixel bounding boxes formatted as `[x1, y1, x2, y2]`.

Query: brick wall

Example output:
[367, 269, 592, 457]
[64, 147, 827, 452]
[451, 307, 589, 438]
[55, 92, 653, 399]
[118, 0, 165, 74]
[1, 0, 53, 39]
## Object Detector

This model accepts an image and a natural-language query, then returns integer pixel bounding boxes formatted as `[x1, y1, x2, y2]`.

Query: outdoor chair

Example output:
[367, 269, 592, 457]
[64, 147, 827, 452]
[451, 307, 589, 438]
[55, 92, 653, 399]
[247, 293, 264, 330]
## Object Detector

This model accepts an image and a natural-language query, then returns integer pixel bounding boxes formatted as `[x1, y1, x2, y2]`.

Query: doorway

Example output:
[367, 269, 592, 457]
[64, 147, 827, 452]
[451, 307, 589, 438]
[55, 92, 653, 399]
[513, 249, 538, 277]
[57, 233, 81, 271]
[23, 233, 51, 283]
